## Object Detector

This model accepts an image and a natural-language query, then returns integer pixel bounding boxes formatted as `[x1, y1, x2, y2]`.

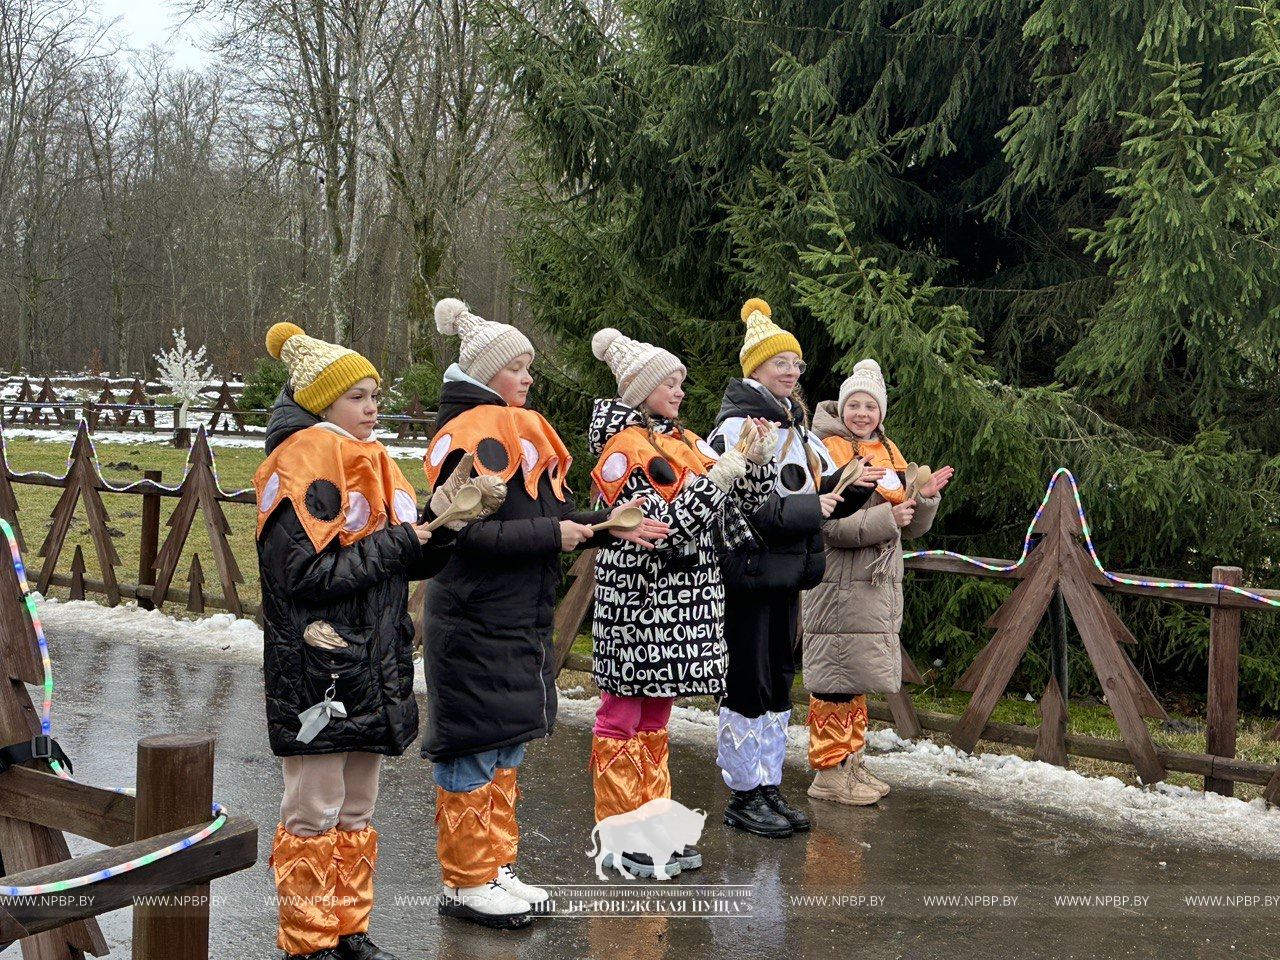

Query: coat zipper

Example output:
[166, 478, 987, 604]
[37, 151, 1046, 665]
[539, 633, 549, 731]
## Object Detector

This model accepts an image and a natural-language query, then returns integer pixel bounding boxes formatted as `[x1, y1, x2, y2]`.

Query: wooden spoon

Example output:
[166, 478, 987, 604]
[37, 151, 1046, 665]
[735, 419, 760, 454]
[590, 505, 644, 532]
[829, 458, 865, 497]
[906, 463, 932, 501]
[426, 483, 484, 531]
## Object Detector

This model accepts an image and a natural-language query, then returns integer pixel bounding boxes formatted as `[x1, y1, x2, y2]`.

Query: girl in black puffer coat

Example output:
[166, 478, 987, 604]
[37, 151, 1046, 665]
[705, 300, 875, 841]
[422, 300, 669, 929]
[255, 323, 480, 960]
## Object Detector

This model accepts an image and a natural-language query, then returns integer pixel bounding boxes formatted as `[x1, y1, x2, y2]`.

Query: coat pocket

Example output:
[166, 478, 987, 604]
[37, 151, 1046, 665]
[300, 622, 377, 721]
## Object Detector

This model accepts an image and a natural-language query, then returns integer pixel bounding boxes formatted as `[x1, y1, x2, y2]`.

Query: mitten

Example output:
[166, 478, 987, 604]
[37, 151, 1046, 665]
[707, 448, 747, 491]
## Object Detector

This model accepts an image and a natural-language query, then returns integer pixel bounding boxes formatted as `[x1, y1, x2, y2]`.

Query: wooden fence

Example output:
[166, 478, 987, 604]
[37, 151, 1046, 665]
[3, 377, 436, 444]
[4, 420, 1280, 799]
[551, 475, 1280, 800]
[0, 513, 257, 958]
[1, 422, 258, 621]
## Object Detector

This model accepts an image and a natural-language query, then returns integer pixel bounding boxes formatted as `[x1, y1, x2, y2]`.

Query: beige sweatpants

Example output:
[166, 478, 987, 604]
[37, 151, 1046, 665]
[280, 752, 384, 837]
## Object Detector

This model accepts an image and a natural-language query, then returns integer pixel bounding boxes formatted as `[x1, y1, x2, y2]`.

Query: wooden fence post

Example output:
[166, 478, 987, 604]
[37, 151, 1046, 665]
[137, 470, 163, 611]
[132, 733, 215, 960]
[1205, 565, 1243, 796]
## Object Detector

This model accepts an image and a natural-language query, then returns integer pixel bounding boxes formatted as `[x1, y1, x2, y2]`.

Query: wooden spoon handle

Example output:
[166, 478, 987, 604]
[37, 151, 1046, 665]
[425, 508, 460, 532]
[830, 459, 865, 497]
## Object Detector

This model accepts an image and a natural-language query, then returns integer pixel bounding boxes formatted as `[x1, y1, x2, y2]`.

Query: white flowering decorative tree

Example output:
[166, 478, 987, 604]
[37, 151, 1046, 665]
[154, 328, 214, 432]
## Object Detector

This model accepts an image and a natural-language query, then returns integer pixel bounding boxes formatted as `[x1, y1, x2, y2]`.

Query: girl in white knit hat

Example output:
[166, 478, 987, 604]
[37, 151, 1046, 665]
[421, 300, 670, 927]
[586, 327, 777, 878]
[802, 359, 954, 804]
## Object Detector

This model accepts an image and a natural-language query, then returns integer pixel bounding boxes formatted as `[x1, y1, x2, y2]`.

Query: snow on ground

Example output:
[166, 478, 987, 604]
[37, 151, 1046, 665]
[31, 595, 1280, 859]
[3, 425, 428, 460]
[4, 425, 266, 450]
[35, 596, 264, 657]
[560, 695, 1280, 859]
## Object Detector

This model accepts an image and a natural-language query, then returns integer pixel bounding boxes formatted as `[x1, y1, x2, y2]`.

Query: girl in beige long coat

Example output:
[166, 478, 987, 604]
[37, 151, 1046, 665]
[801, 359, 953, 804]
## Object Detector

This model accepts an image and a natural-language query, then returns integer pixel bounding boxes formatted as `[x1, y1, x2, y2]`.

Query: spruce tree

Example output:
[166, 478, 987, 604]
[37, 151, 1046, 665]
[487, 0, 1280, 706]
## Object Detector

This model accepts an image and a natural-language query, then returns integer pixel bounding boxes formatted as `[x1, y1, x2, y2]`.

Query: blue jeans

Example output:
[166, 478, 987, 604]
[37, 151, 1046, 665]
[432, 744, 527, 793]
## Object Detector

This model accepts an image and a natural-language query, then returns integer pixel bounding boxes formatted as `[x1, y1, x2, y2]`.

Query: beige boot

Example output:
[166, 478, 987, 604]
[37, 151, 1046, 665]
[807, 758, 880, 806]
[850, 750, 890, 798]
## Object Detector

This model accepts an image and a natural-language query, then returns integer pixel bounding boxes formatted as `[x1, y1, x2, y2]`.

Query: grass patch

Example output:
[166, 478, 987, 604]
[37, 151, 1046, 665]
[2, 436, 435, 617]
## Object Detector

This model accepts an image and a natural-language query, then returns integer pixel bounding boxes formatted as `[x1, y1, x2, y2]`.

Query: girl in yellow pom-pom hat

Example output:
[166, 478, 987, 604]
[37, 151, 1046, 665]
[705, 298, 885, 840]
[254, 322, 502, 960]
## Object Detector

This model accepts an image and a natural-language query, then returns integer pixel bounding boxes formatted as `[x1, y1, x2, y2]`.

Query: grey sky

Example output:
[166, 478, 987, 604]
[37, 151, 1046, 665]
[98, 0, 213, 68]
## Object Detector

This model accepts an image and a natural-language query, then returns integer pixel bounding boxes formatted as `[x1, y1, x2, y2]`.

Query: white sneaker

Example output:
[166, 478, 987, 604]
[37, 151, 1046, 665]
[495, 864, 551, 912]
[439, 879, 532, 929]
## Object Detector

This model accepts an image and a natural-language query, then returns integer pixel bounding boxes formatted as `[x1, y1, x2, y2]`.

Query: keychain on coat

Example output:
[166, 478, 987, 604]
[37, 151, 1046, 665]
[296, 676, 347, 744]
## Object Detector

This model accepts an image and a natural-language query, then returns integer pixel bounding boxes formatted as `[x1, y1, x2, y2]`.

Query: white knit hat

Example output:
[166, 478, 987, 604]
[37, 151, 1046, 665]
[838, 359, 889, 423]
[435, 298, 535, 387]
[591, 328, 686, 408]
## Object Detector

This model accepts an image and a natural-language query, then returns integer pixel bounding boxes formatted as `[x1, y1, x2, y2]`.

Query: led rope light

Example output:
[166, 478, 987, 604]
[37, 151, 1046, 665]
[0, 518, 228, 897]
[903, 467, 1280, 609]
[1, 421, 252, 498]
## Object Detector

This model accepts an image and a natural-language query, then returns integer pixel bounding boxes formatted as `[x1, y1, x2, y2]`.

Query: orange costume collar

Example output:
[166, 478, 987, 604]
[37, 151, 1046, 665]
[592, 425, 717, 507]
[425, 405, 572, 501]
[822, 434, 909, 505]
[254, 425, 420, 552]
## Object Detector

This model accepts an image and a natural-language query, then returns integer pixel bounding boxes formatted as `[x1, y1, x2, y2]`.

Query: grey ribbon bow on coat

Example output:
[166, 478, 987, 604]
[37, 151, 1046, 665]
[296, 696, 348, 744]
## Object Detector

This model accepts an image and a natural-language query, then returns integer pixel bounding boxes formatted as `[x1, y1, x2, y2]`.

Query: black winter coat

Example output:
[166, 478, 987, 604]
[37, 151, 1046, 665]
[708, 379, 870, 594]
[420, 381, 608, 762]
[258, 391, 449, 757]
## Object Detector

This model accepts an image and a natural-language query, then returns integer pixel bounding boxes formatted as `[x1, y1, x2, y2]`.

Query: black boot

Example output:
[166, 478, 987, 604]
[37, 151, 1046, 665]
[676, 845, 703, 871]
[723, 787, 793, 838]
[603, 851, 682, 879]
[759, 784, 811, 832]
[337, 933, 399, 960]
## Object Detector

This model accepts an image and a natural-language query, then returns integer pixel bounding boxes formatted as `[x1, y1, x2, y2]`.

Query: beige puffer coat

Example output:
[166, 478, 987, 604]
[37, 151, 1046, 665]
[801, 401, 940, 695]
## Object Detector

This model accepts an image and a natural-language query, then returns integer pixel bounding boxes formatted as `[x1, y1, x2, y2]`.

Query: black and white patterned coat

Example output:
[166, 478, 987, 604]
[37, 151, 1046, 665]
[707, 379, 870, 593]
[588, 400, 773, 698]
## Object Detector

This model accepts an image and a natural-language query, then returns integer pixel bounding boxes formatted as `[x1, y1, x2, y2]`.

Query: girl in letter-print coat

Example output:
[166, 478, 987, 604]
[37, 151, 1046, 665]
[586, 328, 775, 879]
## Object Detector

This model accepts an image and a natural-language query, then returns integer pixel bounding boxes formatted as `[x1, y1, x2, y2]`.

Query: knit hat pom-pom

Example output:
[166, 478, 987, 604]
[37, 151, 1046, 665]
[741, 298, 771, 322]
[434, 297, 470, 336]
[265, 322, 305, 359]
[854, 358, 883, 376]
[592, 327, 623, 361]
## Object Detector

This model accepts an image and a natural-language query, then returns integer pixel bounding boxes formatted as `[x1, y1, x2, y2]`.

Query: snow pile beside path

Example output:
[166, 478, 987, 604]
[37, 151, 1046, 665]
[556, 693, 1280, 858]
[861, 728, 1280, 855]
[35, 596, 264, 656]
[4, 425, 426, 460]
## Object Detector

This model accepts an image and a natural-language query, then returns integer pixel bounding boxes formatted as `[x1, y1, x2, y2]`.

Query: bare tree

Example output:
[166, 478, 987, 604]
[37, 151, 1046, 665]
[373, 0, 513, 368]
[0, 0, 521, 377]
[78, 55, 135, 371]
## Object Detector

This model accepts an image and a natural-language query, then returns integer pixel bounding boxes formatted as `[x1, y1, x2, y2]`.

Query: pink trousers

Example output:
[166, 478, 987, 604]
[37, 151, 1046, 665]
[593, 691, 674, 741]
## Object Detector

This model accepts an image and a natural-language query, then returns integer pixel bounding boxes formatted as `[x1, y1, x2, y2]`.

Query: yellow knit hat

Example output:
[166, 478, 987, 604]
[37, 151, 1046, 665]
[739, 298, 802, 377]
[265, 322, 380, 415]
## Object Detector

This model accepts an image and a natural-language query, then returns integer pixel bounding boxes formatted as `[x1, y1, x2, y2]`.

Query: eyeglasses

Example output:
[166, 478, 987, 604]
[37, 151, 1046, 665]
[767, 359, 807, 374]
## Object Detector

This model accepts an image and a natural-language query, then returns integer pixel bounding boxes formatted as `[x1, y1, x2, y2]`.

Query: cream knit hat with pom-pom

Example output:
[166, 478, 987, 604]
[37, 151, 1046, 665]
[838, 359, 889, 423]
[435, 298, 535, 387]
[591, 328, 686, 408]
